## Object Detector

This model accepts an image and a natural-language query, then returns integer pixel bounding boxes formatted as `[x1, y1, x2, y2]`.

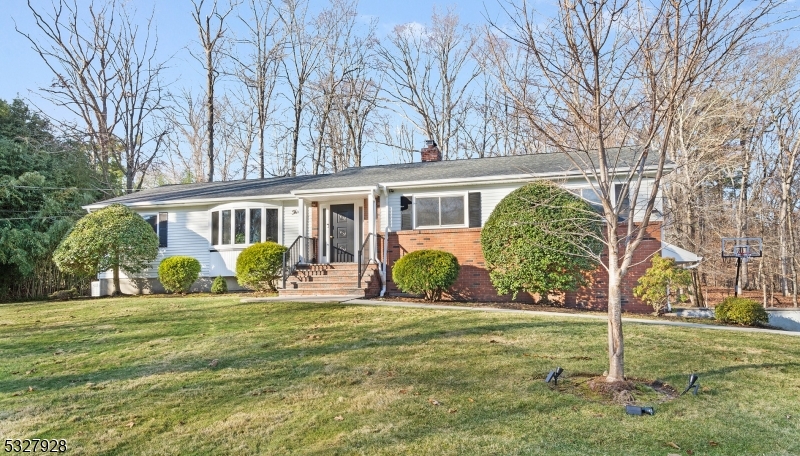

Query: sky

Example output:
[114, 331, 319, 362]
[2, 0, 798, 176]
[0, 0, 506, 107]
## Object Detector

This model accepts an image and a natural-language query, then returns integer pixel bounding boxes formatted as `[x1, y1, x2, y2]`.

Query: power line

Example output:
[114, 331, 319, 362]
[2, 185, 120, 192]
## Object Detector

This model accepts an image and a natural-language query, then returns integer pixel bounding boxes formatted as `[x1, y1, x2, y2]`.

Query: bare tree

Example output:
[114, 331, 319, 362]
[234, 0, 282, 179]
[488, 0, 781, 382]
[276, 0, 328, 176]
[19, 0, 171, 195]
[167, 89, 208, 183]
[307, 0, 378, 174]
[191, 0, 236, 183]
[114, 8, 171, 192]
[763, 45, 800, 304]
[378, 8, 480, 160]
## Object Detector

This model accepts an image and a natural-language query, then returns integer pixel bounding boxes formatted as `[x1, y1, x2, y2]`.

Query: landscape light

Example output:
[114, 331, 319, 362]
[625, 405, 655, 416]
[681, 373, 700, 396]
[545, 367, 564, 384]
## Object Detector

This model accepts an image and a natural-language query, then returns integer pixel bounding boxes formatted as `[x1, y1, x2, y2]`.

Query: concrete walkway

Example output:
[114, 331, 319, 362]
[242, 296, 800, 337]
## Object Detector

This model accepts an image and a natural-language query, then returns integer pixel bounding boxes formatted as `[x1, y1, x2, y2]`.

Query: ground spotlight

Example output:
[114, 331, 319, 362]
[545, 367, 564, 384]
[681, 373, 700, 396]
[625, 405, 655, 416]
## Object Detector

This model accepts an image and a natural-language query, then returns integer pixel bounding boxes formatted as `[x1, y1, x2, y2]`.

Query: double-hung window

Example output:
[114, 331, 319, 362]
[400, 192, 482, 230]
[414, 195, 466, 228]
[210, 207, 278, 247]
[144, 212, 168, 247]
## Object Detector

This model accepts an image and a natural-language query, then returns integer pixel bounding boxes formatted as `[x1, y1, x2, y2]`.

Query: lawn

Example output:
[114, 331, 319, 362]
[1, 296, 799, 455]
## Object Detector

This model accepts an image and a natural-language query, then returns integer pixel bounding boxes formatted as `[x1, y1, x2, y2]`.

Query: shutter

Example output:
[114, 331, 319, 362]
[265, 209, 279, 242]
[400, 196, 413, 230]
[158, 212, 168, 247]
[468, 192, 482, 228]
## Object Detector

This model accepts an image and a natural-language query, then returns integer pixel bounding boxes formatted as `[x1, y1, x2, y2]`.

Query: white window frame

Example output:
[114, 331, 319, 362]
[141, 212, 167, 248]
[412, 193, 468, 229]
[208, 202, 282, 250]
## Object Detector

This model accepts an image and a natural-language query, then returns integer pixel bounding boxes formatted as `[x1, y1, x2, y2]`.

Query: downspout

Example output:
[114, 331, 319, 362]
[379, 184, 390, 297]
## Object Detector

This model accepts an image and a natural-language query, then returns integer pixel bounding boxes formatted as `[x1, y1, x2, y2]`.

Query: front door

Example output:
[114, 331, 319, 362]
[330, 204, 355, 262]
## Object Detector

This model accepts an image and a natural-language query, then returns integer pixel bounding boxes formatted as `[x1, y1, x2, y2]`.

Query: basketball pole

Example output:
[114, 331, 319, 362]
[734, 257, 742, 297]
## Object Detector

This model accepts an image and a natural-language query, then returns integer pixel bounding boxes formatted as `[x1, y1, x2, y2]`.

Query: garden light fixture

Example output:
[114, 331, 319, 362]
[625, 405, 655, 415]
[545, 367, 563, 384]
[681, 373, 700, 396]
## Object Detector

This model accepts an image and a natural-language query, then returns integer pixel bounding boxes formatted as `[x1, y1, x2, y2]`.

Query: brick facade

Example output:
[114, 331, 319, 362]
[383, 222, 662, 313]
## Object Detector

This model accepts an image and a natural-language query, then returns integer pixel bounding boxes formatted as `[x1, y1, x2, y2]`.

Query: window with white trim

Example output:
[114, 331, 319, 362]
[143, 212, 168, 247]
[210, 207, 278, 247]
[413, 194, 466, 228]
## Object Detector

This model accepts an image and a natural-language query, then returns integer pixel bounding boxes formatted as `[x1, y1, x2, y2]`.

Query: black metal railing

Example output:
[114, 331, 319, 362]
[357, 233, 376, 288]
[281, 236, 317, 289]
[330, 245, 354, 263]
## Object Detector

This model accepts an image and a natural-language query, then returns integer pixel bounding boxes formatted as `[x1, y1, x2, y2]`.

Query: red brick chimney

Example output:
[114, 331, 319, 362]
[420, 139, 442, 162]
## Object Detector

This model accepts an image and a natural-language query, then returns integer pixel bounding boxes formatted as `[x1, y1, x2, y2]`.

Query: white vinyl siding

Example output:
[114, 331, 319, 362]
[100, 207, 211, 279]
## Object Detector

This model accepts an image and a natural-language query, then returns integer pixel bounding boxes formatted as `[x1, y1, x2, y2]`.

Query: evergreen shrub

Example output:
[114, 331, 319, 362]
[236, 241, 287, 292]
[392, 249, 460, 301]
[158, 256, 201, 293]
[715, 296, 769, 326]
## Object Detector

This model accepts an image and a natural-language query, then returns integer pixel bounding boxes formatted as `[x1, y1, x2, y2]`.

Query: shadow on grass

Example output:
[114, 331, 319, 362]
[1, 301, 607, 398]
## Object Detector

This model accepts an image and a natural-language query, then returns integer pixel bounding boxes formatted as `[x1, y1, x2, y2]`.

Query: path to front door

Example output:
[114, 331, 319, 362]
[330, 204, 355, 262]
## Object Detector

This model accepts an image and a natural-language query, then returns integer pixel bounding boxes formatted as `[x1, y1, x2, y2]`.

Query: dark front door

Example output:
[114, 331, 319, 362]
[330, 204, 355, 262]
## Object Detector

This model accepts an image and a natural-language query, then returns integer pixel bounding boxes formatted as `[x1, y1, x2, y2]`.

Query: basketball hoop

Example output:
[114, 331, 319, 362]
[721, 237, 763, 297]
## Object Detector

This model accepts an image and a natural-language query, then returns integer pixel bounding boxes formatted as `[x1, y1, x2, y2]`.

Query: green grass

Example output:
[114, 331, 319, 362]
[1, 296, 799, 455]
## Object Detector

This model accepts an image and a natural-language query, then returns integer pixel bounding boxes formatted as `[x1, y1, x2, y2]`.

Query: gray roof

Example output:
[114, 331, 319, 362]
[100, 174, 323, 205]
[97, 147, 662, 205]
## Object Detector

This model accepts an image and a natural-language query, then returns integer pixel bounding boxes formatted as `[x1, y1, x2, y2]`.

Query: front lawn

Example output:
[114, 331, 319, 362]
[1, 296, 798, 455]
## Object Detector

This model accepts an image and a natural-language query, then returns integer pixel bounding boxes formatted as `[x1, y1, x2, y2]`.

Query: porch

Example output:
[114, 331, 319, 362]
[279, 187, 385, 297]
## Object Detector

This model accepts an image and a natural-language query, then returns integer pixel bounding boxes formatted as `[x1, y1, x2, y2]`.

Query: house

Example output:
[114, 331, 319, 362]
[85, 142, 696, 313]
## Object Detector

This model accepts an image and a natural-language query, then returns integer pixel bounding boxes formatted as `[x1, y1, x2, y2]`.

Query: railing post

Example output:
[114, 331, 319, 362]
[282, 250, 287, 289]
[357, 249, 363, 288]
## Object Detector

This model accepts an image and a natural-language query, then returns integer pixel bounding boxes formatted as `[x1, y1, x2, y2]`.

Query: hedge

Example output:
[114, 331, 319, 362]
[392, 249, 460, 302]
[158, 256, 201, 293]
[236, 241, 287, 292]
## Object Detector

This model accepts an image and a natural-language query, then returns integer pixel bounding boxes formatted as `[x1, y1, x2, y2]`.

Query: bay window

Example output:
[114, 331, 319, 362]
[210, 206, 278, 247]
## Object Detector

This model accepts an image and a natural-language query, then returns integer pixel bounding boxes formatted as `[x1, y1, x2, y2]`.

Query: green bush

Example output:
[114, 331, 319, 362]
[633, 255, 692, 315]
[236, 241, 287, 292]
[211, 276, 228, 294]
[158, 256, 201, 294]
[481, 181, 603, 299]
[715, 297, 769, 326]
[392, 249, 460, 302]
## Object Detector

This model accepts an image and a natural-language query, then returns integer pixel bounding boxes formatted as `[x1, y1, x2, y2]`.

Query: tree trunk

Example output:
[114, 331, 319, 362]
[606, 269, 625, 382]
[112, 250, 121, 296]
[206, 45, 215, 183]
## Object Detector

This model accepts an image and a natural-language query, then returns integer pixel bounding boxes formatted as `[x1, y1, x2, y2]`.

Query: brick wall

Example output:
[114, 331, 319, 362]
[384, 222, 663, 313]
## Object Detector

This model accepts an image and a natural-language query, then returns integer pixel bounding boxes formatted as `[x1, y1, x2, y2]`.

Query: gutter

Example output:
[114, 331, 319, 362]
[379, 184, 389, 297]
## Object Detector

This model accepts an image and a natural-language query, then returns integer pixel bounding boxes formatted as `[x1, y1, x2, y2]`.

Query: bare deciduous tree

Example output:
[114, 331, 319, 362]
[191, 0, 236, 183]
[234, 0, 282, 179]
[19, 0, 171, 195]
[489, 0, 781, 382]
[378, 8, 480, 160]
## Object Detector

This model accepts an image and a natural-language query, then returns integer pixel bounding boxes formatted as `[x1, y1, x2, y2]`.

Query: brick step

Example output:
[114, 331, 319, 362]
[285, 280, 376, 289]
[287, 273, 378, 283]
[279, 288, 370, 297]
[292, 269, 377, 278]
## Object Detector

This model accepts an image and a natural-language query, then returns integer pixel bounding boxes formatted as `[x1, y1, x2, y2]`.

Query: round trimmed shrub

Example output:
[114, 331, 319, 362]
[481, 181, 604, 299]
[715, 297, 769, 326]
[158, 256, 201, 293]
[236, 241, 287, 292]
[211, 276, 228, 294]
[392, 249, 460, 302]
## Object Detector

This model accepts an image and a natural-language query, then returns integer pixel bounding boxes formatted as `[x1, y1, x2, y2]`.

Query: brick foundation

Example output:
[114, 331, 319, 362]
[385, 223, 662, 314]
